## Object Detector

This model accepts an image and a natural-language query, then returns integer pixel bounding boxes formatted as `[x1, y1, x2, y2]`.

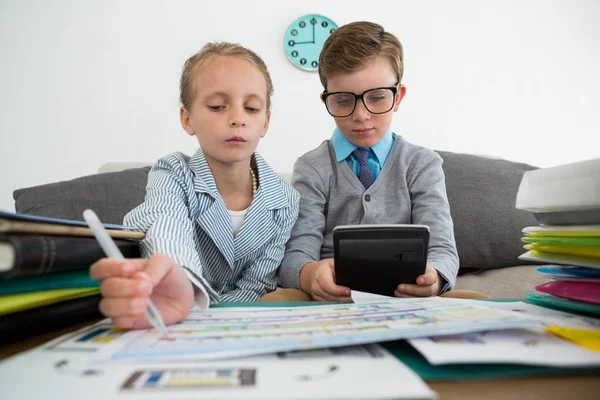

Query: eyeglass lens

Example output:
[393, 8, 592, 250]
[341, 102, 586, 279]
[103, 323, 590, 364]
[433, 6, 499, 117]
[326, 88, 395, 117]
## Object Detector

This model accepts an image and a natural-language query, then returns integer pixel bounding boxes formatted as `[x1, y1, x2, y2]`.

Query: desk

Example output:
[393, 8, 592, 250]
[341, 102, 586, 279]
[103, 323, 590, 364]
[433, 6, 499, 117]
[1, 304, 599, 400]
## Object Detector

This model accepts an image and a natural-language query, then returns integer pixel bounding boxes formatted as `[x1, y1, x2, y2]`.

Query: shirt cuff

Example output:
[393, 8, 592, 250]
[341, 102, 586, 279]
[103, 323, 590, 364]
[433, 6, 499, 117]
[182, 267, 210, 310]
[437, 271, 450, 295]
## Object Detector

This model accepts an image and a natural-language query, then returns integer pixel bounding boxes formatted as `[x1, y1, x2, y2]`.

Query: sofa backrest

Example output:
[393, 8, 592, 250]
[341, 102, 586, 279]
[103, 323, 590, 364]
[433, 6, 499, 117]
[13, 151, 538, 270]
[436, 151, 538, 269]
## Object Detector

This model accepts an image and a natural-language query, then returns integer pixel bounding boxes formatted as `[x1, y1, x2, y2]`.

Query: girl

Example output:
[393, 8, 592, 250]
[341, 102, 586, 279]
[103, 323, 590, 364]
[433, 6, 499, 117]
[90, 43, 299, 329]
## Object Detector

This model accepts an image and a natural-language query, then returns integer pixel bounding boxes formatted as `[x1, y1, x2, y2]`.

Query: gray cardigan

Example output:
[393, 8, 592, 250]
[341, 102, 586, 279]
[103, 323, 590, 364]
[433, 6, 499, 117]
[279, 134, 459, 290]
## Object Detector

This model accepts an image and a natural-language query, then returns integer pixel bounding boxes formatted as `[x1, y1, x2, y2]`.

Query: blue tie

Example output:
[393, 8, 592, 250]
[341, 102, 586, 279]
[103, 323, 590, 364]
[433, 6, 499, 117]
[352, 148, 374, 189]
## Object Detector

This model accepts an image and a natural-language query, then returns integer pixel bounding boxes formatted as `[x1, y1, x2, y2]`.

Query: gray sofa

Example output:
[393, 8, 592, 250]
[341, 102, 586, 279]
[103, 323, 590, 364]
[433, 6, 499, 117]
[12, 151, 550, 298]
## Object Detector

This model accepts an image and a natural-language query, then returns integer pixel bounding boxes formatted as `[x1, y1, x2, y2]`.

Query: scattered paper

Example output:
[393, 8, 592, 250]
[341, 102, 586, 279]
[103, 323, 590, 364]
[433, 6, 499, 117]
[409, 328, 600, 366]
[92, 298, 537, 362]
[408, 300, 600, 366]
[0, 322, 437, 400]
[351, 290, 395, 304]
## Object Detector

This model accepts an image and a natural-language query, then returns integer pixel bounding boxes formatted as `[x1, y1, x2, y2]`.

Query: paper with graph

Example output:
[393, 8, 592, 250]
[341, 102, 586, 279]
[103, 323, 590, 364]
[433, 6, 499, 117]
[408, 301, 600, 366]
[95, 298, 538, 361]
[0, 327, 436, 400]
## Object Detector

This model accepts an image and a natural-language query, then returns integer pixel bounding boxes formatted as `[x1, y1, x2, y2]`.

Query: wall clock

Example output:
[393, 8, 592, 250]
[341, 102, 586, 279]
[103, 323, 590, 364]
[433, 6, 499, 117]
[284, 14, 338, 71]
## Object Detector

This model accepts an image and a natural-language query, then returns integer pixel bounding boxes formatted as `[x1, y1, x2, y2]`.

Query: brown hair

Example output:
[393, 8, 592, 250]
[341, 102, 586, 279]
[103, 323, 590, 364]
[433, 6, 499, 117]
[318, 21, 404, 90]
[180, 42, 274, 111]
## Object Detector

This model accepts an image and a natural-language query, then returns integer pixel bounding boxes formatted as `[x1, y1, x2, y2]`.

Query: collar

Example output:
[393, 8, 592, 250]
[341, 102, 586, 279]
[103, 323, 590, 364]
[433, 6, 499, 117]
[331, 127, 394, 165]
[189, 148, 289, 210]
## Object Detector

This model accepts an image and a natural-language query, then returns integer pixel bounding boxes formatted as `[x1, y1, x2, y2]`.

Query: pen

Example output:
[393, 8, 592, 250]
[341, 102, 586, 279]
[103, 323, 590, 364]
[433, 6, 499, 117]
[83, 209, 168, 335]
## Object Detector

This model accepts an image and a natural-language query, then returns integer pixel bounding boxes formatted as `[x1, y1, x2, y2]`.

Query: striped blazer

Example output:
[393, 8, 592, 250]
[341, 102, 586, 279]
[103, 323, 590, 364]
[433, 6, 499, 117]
[124, 149, 300, 304]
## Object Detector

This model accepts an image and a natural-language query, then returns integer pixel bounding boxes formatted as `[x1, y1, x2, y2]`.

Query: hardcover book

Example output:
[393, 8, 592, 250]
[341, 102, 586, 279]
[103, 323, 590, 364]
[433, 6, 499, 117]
[0, 234, 140, 278]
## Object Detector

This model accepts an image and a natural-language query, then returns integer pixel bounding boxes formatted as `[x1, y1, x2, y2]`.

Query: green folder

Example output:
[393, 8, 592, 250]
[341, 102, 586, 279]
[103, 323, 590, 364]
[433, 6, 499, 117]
[383, 340, 600, 381]
[524, 293, 600, 317]
[522, 236, 600, 247]
[0, 269, 99, 295]
[0, 287, 100, 316]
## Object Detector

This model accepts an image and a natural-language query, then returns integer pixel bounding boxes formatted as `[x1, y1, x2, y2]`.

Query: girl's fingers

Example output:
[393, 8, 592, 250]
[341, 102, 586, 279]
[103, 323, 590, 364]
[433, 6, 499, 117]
[100, 277, 151, 297]
[141, 253, 176, 287]
[111, 315, 153, 330]
[98, 297, 147, 317]
[90, 258, 147, 281]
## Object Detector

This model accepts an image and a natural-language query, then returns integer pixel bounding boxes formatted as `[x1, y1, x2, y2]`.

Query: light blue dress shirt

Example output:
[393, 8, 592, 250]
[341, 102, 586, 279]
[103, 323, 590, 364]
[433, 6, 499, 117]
[331, 128, 395, 179]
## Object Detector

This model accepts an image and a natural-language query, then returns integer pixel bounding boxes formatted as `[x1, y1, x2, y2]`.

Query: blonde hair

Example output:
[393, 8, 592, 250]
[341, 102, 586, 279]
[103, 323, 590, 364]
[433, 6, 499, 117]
[180, 42, 274, 111]
[318, 21, 404, 90]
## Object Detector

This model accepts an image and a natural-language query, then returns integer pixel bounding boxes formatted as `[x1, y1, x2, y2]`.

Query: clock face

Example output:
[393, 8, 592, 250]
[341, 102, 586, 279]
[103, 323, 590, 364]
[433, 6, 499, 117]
[284, 14, 338, 72]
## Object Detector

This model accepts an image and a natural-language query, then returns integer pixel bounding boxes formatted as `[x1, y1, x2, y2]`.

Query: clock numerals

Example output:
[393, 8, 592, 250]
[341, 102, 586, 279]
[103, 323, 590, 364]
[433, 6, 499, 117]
[286, 15, 337, 71]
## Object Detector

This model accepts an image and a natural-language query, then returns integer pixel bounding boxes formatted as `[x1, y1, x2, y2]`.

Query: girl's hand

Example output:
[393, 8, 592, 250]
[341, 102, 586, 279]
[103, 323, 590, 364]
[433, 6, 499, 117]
[90, 253, 194, 329]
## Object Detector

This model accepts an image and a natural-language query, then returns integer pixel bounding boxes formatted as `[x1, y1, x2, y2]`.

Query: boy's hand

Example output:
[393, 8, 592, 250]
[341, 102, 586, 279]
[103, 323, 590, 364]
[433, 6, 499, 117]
[90, 253, 194, 329]
[394, 265, 441, 297]
[299, 259, 352, 302]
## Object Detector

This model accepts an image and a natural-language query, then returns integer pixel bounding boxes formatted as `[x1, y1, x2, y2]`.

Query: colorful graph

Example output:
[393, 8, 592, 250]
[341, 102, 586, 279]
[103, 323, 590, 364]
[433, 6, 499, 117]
[98, 298, 538, 361]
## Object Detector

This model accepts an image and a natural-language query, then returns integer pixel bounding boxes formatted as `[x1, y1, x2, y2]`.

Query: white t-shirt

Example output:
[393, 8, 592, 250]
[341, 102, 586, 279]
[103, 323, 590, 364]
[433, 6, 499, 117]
[228, 207, 249, 237]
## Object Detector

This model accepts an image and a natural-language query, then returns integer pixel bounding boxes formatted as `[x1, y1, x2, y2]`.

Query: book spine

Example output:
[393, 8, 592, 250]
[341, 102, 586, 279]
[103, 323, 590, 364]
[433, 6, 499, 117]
[0, 234, 140, 278]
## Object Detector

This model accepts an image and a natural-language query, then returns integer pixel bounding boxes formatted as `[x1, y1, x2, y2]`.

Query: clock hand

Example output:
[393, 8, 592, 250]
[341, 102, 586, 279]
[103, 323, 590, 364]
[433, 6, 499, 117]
[312, 23, 315, 43]
[293, 41, 313, 45]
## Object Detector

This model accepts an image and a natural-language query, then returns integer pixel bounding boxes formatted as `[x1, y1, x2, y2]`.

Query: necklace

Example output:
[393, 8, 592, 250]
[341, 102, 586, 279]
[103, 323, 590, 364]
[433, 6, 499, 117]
[250, 167, 258, 196]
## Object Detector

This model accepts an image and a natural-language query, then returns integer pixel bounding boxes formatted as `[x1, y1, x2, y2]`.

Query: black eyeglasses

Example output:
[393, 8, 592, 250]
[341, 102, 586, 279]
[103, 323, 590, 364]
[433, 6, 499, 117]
[322, 86, 398, 118]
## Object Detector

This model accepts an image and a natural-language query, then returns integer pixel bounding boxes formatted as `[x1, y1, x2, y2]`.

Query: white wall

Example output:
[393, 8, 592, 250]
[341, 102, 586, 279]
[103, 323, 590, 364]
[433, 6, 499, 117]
[1, 0, 598, 212]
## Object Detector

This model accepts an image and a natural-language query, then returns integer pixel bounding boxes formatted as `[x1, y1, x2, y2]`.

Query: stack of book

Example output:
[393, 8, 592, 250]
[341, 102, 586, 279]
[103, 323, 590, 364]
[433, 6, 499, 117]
[0, 210, 142, 343]
[515, 158, 600, 315]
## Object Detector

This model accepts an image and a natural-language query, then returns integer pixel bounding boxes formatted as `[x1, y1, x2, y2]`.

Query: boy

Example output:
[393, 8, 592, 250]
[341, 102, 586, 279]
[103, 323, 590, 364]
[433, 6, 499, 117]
[279, 21, 459, 302]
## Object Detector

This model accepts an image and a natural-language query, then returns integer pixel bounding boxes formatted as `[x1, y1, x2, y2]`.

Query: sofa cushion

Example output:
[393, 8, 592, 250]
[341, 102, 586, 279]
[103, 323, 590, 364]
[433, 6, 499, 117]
[454, 265, 549, 298]
[13, 167, 151, 225]
[437, 151, 539, 270]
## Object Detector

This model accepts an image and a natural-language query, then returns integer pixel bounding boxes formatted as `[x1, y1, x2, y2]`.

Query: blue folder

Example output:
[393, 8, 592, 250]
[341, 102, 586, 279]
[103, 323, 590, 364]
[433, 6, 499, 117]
[0, 209, 134, 230]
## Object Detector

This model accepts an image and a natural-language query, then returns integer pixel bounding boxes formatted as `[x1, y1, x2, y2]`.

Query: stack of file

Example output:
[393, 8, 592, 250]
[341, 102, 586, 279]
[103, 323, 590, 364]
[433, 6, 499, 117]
[518, 225, 600, 270]
[0, 210, 142, 343]
[515, 158, 600, 314]
[527, 265, 600, 315]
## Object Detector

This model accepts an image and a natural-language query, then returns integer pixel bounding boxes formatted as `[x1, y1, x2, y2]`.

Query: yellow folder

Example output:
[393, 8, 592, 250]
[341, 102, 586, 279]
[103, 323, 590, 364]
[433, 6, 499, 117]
[0, 287, 100, 316]
[546, 326, 600, 352]
[524, 243, 600, 258]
